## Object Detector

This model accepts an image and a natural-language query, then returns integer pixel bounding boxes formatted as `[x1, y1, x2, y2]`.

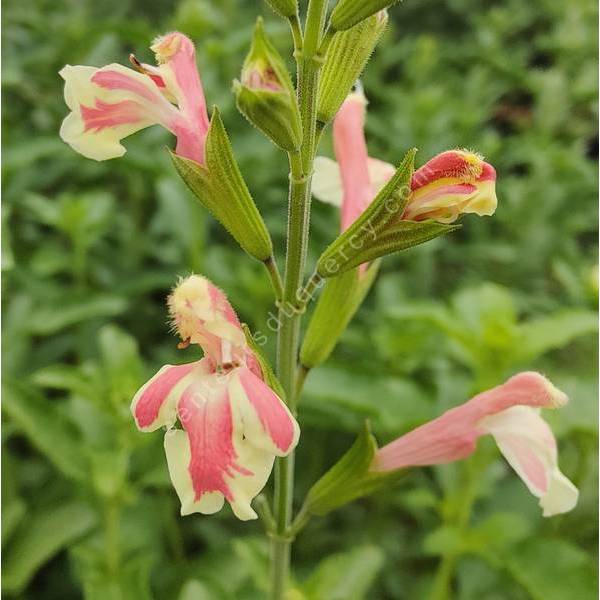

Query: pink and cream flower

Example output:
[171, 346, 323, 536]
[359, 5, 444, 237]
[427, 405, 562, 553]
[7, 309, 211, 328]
[131, 275, 299, 520]
[59, 32, 209, 163]
[372, 372, 578, 517]
[312, 89, 498, 225]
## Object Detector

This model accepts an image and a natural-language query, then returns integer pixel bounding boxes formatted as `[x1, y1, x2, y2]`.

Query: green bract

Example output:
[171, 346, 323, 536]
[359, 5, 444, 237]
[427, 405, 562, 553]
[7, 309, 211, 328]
[300, 262, 380, 368]
[170, 107, 273, 262]
[302, 421, 403, 516]
[330, 0, 401, 31]
[318, 11, 388, 124]
[315, 149, 460, 277]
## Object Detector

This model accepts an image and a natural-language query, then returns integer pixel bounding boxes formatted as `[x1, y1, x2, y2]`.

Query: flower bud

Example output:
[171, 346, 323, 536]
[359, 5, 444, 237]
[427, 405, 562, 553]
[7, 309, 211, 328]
[234, 18, 302, 151]
[330, 0, 399, 31]
[318, 11, 388, 125]
[264, 0, 297, 19]
[403, 150, 497, 223]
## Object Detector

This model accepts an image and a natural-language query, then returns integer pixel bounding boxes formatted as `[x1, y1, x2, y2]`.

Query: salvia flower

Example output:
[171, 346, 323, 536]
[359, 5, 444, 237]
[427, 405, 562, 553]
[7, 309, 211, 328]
[131, 275, 299, 520]
[313, 90, 497, 225]
[372, 372, 578, 517]
[60, 32, 209, 163]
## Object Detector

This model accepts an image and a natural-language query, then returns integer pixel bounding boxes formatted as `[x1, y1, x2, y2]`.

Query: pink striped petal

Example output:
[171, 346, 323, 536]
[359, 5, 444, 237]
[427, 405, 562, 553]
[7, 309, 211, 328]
[131, 361, 202, 431]
[59, 64, 183, 161]
[231, 367, 299, 456]
[164, 370, 276, 520]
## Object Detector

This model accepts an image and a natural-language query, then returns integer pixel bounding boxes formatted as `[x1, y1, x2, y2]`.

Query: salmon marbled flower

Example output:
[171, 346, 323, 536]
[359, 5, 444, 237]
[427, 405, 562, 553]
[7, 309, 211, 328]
[372, 372, 578, 517]
[312, 89, 497, 225]
[59, 32, 209, 163]
[131, 275, 299, 520]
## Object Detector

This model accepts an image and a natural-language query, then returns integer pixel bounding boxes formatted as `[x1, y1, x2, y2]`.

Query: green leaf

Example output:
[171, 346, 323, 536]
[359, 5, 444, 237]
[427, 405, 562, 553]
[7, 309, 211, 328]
[2, 501, 97, 593]
[2, 381, 87, 481]
[504, 538, 597, 600]
[27, 296, 128, 335]
[170, 107, 273, 262]
[303, 421, 402, 516]
[98, 324, 144, 407]
[1, 498, 26, 547]
[232, 537, 270, 593]
[31, 364, 97, 398]
[302, 545, 385, 599]
[517, 309, 598, 362]
[301, 262, 379, 368]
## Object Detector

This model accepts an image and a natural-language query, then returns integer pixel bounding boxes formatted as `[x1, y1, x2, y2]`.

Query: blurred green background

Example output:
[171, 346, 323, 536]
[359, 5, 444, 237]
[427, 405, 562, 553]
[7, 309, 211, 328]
[2, 0, 598, 598]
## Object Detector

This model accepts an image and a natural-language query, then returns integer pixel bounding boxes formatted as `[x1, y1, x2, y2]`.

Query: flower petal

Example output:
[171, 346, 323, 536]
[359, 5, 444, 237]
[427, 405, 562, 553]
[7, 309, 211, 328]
[130, 361, 200, 431]
[480, 405, 578, 516]
[231, 367, 299, 456]
[312, 156, 343, 207]
[152, 32, 210, 163]
[367, 157, 395, 195]
[333, 92, 373, 231]
[59, 64, 181, 161]
[166, 371, 276, 520]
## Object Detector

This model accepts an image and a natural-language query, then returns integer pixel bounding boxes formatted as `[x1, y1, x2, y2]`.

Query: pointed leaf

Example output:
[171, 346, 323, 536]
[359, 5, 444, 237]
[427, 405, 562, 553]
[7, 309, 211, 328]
[2, 501, 97, 594]
[2, 381, 87, 481]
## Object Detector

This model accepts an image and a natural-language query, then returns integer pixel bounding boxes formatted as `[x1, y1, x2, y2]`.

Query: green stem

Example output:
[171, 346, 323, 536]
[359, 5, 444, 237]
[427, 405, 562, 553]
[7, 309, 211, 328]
[264, 255, 284, 304]
[270, 2, 329, 598]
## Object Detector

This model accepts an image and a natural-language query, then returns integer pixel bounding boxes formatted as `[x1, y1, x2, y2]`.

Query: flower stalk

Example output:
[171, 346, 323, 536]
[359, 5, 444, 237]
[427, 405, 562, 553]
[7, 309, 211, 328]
[271, 1, 329, 597]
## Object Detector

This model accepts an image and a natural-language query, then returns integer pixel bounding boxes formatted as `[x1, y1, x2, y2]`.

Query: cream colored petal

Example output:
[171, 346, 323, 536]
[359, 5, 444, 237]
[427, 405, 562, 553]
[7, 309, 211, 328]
[226, 441, 275, 521]
[312, 156, 343, 206]
[367, 157, 396, 195]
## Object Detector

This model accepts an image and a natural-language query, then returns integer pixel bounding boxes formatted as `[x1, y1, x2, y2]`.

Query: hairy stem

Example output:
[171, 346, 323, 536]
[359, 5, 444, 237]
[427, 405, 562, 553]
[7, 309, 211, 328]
[270, 2, 329, 598]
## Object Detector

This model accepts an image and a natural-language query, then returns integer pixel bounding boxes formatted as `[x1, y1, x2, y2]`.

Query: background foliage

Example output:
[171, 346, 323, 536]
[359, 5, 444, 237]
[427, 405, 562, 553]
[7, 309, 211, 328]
[2, 0, 598, 598]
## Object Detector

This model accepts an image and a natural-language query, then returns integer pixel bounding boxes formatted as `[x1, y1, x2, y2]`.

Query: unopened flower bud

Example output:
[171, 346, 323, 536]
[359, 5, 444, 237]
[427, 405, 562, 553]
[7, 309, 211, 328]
[404, 149, 497, 223]
[234, 18, 302, 151]
[330, 0, 400, 31]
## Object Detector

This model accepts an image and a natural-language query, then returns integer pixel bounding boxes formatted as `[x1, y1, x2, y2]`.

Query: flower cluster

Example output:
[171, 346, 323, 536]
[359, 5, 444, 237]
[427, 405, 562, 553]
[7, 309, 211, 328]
[59, 31, 577, 526]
